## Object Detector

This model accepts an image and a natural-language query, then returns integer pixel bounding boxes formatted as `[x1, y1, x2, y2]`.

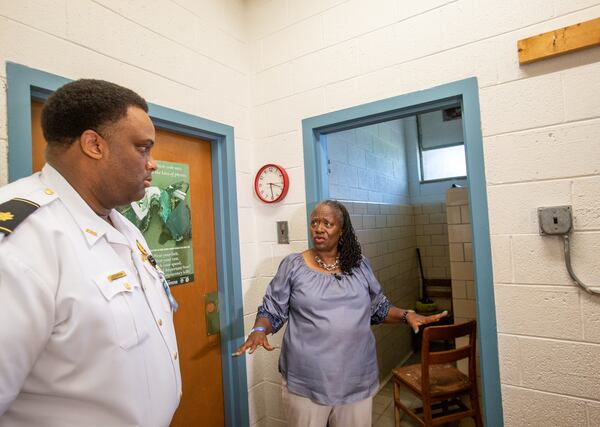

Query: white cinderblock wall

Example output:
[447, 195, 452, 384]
[2, 1, 600, 426]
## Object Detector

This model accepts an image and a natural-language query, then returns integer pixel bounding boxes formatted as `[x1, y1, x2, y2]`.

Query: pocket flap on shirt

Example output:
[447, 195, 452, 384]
[93, 269, 139, 301]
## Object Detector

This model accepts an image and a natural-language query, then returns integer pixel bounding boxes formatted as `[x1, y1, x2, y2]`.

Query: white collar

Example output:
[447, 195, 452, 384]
[40, 164, 129, 246]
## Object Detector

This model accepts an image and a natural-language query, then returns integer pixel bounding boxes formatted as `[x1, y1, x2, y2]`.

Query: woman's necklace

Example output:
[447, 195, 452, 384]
[314, 254, 340, 271]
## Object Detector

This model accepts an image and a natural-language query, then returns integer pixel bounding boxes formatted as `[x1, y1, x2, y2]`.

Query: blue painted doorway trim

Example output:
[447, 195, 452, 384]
[6, 62, 249, 427]
[302, 77, 503, 426]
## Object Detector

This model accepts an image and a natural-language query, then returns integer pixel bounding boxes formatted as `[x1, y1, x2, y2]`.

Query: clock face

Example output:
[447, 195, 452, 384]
[254, 164, 289, 203]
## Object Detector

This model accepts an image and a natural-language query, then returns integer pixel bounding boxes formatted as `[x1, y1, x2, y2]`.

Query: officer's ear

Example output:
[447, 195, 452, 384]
[79, 129, 105, 160]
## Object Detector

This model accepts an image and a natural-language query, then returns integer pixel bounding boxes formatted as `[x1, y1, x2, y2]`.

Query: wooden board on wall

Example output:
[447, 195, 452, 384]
[518, 17, 600, 64]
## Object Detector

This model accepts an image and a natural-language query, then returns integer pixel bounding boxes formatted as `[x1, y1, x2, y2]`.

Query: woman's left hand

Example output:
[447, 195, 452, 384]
[406, 310, 448, 334]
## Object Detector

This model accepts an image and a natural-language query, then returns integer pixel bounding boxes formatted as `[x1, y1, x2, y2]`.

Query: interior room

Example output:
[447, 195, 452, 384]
[1, 1, 600, 427]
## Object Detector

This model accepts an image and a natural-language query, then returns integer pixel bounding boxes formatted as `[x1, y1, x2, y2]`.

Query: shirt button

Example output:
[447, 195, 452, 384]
[44, 188, 55, 195]
[158, 318, 163, 326]
[124, 283, 132, 290]
[174, 352, 178, 360]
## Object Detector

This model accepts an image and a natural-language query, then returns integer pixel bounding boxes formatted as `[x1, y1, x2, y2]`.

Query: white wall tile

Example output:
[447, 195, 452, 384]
[246, 0, 289, 41]
[554, 0, 600, 15]
[261, 15, 322, 70]
[502, 385, 588, 427]
[479, 73, 564, 137]
[248, 382, 267, 425]
[564, 61, 600, 122]
[487, 180, 572, 235]
[253, 62, 294, 105]
[495, 285, 582, 339]
[0, 0, 67, 36]
[484, 119, 600, 185]
[573, 176, 600, 231]
[512, 233, 600, 287]
[519, 337, 600, 400]
[581, 292, 600, 344]
[497, 334, 521, 386]
[491, 235, 512, 283]
[255, 89, 324, 137]
[322, 0, 399, 46]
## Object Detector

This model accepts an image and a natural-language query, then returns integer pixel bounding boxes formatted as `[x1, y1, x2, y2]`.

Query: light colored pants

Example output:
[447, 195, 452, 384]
[283, 381, 373, 427]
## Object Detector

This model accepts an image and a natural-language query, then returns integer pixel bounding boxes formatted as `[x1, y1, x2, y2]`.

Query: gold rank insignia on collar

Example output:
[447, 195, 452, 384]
[136, 239, 149, 262]
[0, 198, 41, 235]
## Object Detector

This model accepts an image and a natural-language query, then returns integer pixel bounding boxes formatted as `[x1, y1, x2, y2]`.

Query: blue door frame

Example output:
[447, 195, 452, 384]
[302, 77, 503, 426]
[6, 62, 249, 427]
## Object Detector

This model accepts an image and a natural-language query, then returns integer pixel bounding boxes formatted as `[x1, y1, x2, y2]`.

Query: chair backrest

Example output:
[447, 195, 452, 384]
[420, 320, 477, 390]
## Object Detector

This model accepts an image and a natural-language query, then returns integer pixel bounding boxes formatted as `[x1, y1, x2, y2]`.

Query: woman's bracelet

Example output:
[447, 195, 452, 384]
[250, 326, 267, 334]
[401, 310, 414, 324]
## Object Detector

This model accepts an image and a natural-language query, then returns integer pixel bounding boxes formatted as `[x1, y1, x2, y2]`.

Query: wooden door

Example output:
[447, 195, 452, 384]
[31, 102, 226, 427]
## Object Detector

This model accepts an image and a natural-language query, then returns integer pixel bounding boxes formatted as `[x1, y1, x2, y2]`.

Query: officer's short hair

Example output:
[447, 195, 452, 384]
[41, 79, 149, 146]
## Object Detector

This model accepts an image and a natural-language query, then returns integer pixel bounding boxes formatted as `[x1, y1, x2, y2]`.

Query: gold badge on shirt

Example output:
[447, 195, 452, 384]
[136, 240, 149, 262]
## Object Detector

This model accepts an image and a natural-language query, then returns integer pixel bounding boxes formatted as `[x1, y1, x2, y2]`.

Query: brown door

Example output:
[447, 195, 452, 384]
[31, 101, 226, 427]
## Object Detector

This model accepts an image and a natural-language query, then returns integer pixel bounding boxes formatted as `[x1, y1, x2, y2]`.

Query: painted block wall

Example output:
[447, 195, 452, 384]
[1, 1, 600, 426]
[0, 0, 260, 425]
[0, 0, 253, 184]
[326, 119, 410, 204]
[248, 1, 600, 425]
[447, 187, 483, 408]
[447, 188, 479, 362]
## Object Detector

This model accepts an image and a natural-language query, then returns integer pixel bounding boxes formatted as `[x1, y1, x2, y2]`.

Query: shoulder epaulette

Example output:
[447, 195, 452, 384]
[0, 198, 41, 235]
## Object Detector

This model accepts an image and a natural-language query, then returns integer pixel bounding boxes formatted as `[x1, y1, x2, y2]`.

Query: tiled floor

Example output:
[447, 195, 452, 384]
[371, 379, 415, 427]
[372, 351, 419, 427]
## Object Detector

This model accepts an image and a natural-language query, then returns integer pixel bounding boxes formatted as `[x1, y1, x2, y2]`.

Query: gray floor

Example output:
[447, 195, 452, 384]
[372, 351, 420, 427]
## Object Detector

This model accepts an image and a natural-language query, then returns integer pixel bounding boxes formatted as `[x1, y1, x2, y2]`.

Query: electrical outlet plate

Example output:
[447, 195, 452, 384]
[538, 205, 572, 235]
[277, 221, 289, 244]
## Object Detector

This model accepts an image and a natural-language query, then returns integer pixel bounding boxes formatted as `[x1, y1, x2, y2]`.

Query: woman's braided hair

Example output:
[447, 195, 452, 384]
[317, 200, 362, 274]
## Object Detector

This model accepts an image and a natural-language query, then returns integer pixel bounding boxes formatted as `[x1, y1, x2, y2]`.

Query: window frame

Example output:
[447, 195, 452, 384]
[416, 114, 467, 183]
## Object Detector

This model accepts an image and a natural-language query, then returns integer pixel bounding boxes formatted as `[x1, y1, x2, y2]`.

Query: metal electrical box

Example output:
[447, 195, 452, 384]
[538, 205, 572, 235]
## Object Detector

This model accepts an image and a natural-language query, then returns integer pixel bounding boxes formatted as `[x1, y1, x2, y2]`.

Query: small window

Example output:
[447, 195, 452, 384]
[417, 106, 466, 182]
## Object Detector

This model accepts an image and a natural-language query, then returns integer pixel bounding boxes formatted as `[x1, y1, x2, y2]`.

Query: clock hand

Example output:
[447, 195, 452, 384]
[269, 183, 282, 188]
[269, 183, 274, 199]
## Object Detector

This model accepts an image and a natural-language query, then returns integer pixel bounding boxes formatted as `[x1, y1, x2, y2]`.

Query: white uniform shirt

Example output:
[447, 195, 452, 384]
[0, 165, 181, 427]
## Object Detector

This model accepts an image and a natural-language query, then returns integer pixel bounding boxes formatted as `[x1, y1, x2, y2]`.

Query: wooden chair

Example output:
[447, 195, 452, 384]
[392, 320, 483, 427]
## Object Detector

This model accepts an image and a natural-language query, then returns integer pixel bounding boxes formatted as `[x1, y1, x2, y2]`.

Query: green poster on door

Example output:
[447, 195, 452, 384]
[118, 160, 194, 286]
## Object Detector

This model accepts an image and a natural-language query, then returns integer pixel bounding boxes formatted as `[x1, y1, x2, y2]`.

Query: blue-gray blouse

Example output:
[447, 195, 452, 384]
[257, 253, 392, 405]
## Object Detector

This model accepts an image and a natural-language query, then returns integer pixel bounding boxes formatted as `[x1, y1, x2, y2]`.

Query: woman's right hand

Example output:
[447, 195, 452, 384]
[234, 331, 274, 356]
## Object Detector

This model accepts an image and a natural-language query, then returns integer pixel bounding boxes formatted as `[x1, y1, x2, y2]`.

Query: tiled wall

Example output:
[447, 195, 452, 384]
[343, 201, 420, 383]
[414, 202, 451, 280]
[447, 188, 476, 324]
[414, 201, 452, 311]
[446, 188, 480, 382]
[327, 120, 410, 204]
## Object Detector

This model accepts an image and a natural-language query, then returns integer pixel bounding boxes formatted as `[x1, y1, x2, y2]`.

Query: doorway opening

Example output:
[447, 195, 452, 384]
[302, 78, 502, 427]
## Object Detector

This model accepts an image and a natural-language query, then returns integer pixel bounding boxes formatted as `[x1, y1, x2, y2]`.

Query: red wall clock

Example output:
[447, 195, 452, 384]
[254, 164, 289, 203]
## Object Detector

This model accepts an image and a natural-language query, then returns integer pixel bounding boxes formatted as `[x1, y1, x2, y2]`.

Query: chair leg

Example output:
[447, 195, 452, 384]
[393, 380, 401, 427]
[470, 388, 484, 427]
[422, 394, 433, 427]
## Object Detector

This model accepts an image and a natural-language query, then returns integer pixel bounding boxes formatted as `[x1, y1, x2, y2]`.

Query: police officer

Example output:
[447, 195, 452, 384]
[0, 80, 181, 426]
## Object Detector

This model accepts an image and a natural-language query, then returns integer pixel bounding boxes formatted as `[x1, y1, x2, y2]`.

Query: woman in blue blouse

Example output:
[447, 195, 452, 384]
[236, 200, 446, 427]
